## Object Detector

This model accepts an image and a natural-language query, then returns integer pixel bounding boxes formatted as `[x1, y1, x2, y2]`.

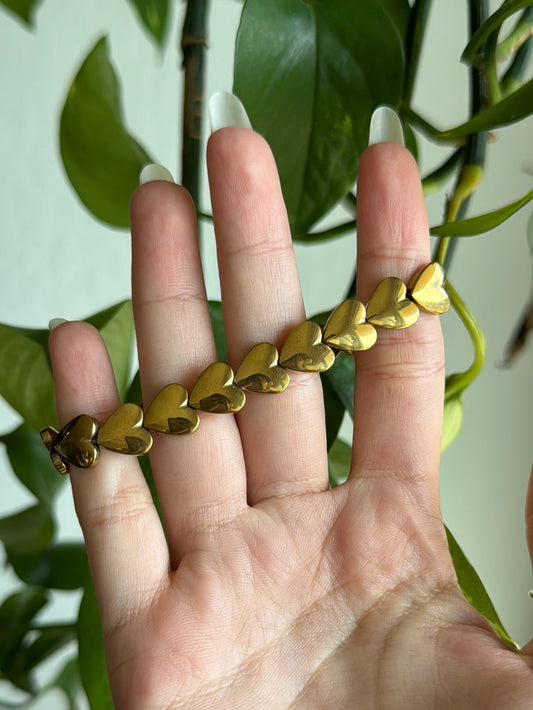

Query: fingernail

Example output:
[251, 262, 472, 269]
[368, 106, 404, 147]
[139, 164, 175, 185]
[49, 318, 68, 332]
[209, 92, 252, 132]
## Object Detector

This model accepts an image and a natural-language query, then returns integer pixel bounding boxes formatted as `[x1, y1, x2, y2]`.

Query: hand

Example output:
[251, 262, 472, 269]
[49, 113, 533, 709]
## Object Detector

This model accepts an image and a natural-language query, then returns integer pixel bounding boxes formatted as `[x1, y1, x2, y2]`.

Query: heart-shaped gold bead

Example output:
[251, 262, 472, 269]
[279, 321, 335, 372]
[366, 277, 420, 329]
[323, 298, 377, 352]
[408, 262, 450, 314]
[41, 426, 69, 474]
[46, 414, 100, 472]
[144, 384, 200, 435]
[235, 343, 289, 393]
[50, 451, 69, 476]
[97, 403, 153, 456]
[189, 362, 246, 413]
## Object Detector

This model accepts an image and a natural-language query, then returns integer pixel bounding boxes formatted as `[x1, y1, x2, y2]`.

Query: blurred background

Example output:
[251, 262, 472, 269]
[1, 1, 532, 706]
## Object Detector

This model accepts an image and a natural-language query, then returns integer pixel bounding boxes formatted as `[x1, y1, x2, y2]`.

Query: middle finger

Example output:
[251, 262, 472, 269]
[207, 120, 329, 504]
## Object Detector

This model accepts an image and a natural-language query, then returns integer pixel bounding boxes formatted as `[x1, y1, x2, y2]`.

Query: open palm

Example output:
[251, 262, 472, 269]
[50, 125, 533, 709]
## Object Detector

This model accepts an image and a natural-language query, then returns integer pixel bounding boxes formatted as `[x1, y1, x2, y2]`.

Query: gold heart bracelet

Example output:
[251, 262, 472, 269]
[41, 262, 449, 474]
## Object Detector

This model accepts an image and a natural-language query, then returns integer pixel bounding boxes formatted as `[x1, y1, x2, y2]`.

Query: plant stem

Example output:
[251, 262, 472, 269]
[497, 7, 533, 64]
[468, 0, 489, 116]
[501, 32, 533, 97]
[485, 28, 501, 105]
[445, 280, 486, 400]
[404, 0, 433, 104]
[434, 0, 488, 270]
[180, 0, 211, 212]
[434, 161, 484, 266]
[401, 106, 462, 143]
[421, 147, 466, 195]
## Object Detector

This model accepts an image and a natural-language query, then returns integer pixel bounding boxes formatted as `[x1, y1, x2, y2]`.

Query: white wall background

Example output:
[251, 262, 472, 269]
[0, 1, 532, 707]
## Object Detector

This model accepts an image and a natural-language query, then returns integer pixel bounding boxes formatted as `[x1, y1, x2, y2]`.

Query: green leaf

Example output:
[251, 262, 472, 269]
[127, 0, 170, 46]
[0, 587, 48, 634]
[60, 36, 152, 227]
[434, 78, 533, 140]
[0, 300, 134, 431]
[321, 351, 355, 419]
[0, 324, 56, 431]
[8, 543, 90, 590]
[25, 626, 76, 671]
[0, 0, 42, 24]
[462, 0, 533, 64]
[322, 376, 346, 450]
[445, 525, 518, 649]
[0, 587, 48, 693]
[78, 585, 113, 710]
[0, 656, 83, 709]
[328, 437, 352, 487]
[320, 351, 354, 449]
[441, 395, 464, 452]
[209, 300, 227, 361]
[0, 504, 54, 555]
[85, 300, 134, 399]
[293, 219, 356, 243]
[0, 423, 65, 507]
[126, 369, 142, 405]
[431, 187, 533, 236]
[234, 0, 404, 235]
[375, 0, 410, 39]
[52, 657, 84, 710]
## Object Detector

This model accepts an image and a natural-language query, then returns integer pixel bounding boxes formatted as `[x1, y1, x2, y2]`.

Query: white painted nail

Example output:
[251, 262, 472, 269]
[368, 106, 404, 147]
[209, 92, 252, 132]
[49, 318, 68, 332]
[139, 164, 175, 185]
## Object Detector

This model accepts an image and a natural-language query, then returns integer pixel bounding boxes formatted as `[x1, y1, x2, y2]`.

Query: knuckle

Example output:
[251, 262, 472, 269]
[84, 484, 154, 530]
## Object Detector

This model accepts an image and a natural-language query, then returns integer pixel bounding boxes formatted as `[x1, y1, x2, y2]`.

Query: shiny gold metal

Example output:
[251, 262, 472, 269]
[97, 403, 153, 456]
[189, 362, 246, 413]
[366, 277, 420, 329]
[408, 262, 450, 314]
[50, 451, 70, 476]
[40, 414, 100, 473]
[144, 384, 200, 435]
[41, 262, 451, 472]
[235, 343, 290, 393]
[279, 321, 335, 372]
[40, 426, 70, 475]
[323, 298, 377, 352]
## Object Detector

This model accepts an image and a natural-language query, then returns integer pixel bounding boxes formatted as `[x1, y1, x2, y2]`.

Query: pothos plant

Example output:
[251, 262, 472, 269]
[1, 0, 533, 707]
